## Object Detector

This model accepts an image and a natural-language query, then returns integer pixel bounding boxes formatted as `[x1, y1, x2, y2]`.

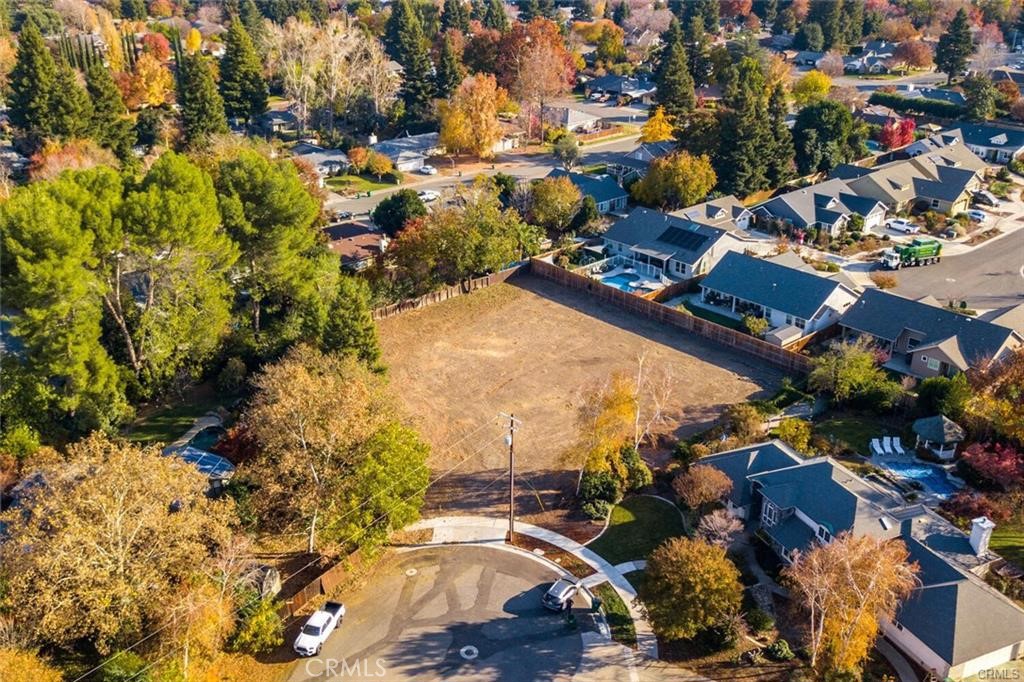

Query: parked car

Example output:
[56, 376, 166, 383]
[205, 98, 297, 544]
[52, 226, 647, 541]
[972, 189, 999, 207]
[541, 578, 580, 612]
[941, 228, 958, 239]
[419, 164, 438, 175]
[966, 209, 987, 223]
[332, 210, 353, 221]
[588, 91, 604, 101]
[885, 218, 920, 234]
[293, 601, 345, 656]
[417, 189, 440, 203]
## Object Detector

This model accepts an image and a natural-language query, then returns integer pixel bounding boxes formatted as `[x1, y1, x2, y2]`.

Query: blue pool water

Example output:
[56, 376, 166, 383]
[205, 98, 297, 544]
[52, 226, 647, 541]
[602, 273, 641, 292]
[188, 425, 226, 451]
[878, 460, 959, 498]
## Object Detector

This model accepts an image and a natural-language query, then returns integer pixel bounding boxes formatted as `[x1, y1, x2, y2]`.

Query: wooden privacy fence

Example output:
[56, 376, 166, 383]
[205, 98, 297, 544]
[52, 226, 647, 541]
[371, 264, 526, 321]
[530, 257, 814, 375]
[276, 551, 370, 619]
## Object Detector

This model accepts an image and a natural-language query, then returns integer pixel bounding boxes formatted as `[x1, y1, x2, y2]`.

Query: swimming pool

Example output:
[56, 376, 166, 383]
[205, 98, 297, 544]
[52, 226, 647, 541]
[878, 460, 960, 498]
[601, 272, 642, 293]
[187, 425, 226, 451]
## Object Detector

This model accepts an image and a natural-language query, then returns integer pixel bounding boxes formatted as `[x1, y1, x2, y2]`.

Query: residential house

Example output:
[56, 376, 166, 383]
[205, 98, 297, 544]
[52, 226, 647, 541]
[908, 124, 1024, 165]
[794, 50, 825, 66]
[606, 141, 676, 182]
[601, 207, 743, 280]
[370, 131, 442, 172]
[989, 66, 1024, 88]
[897, 84, 967, 106]
[752, 178, 888, 237]
[586, 75, 658, 104]
[625, 27, 662, 50]
[702, 445, 1024, 681]
[324, 221, 387, 271]
[547, 169, 629, 214]
[843, 39, 897, 74]
[291, 143, 350, 186]
[832, 143, 987, 215]
[856, 103, 906, 127]
[259, 110, 298, 136]
[699, 251, 859, 343]
[838, 288, 1024, 378]
[672, 195, 753, 233]
[542, 106, 603, 134]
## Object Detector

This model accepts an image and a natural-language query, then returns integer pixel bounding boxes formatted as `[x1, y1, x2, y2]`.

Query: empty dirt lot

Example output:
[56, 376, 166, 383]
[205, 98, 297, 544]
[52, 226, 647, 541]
[378, 274, 784, 533]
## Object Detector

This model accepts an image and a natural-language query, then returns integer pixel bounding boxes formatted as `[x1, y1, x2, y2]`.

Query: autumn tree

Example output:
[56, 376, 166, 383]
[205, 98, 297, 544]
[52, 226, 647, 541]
[630, 151, 716, 210]
[698, 509, 744, 548]
[530, 175, 582, 233]
[816, 50, 844, 77]
[439, 73, 508, 159]
[792, 69, 831, 106]
[0, 434, 234, 653]
[496, 18, 575, 139]
[640, 106, 673, 142]
[784, 534, 918, 673]
[775, 418, 812, 454]
[965, 349, 1024, 443]
[0, 649, 63, 682]
[672, 464, 732, 511]
[121, 52, 174, 109]
[809, 338, 901, 409]
[638, 537, 744, 640]
[889, 39, 933, 73]
[877, 117, 915, 150]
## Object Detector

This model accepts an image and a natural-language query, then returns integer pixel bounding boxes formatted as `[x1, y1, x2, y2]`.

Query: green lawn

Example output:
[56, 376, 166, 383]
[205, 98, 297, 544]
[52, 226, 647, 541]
[586, 496, 686, 566]
[325, 174, 395, 194]
[592, 582, 637, 648]
[679, 300, 743, 330]
[991, 522, 1024, 567]
[125, 384, 230, 445]
[813, 415, 878, 455]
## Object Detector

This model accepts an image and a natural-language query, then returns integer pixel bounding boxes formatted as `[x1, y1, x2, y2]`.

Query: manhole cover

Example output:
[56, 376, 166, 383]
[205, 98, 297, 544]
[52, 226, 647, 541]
[405, 568, 418, 576]
[459, 645, 479, 660]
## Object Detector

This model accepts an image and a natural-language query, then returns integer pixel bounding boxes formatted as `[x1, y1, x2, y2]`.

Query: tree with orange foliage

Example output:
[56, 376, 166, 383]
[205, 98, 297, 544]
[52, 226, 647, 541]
[965, 347, 1024, 443]
[672, 464, 732, 511]
[496, 18, 575, 138]
[438, 73, 509, 159]
[28, 139, 117, 180]
[141, 32, 171, 61]
[784, 534, 919, 674]
[119, 52, 173, 109]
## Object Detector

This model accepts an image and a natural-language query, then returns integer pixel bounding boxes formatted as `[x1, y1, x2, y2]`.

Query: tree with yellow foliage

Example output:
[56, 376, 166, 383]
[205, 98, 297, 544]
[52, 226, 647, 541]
[126, 52, 174, 108]
[439, 73, 508, 159]
[185, 27, 203, 54]
[792, 69, 832, 106]
[630, 151, 716, 210]
[784, 534, 919, 674]
[639, 106, 673, 142]
[0, 649, 63, 682]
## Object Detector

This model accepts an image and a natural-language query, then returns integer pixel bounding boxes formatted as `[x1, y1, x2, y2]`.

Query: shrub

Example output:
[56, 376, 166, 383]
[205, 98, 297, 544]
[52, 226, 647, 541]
[766, 638, 795, 661]
[775, 418, 813, 454]
[726, 403, 764, 442]
[217, 356, 248, 394]
[996, 166, 1011, 181]
[1009, 157, 1024, 175]
[621, 446, 653, 491]
[940, 491, 1012, 525]
[869, 271, 898, 289]
[230, 590, 285, 654]
[745, 607, 775, 634]
[741, 314, 769, 338]
[580, 470, 622, 505]
[697, 620, 741, 652]
[100, 651, 151, 682]
[581, 499, 611, 519]
[673, 441, 698, 469]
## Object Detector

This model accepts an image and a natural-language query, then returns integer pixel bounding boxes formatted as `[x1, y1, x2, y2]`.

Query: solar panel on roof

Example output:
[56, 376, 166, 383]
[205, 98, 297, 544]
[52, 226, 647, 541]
[656, 226, 709, 251]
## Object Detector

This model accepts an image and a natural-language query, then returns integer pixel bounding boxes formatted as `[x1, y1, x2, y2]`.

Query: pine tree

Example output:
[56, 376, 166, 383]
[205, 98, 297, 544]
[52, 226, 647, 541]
[685, 13, 712, 87]
[121, 0, 146, 20]
[572, 0, 593, 21]
[470, 0, 487, 21]
[717, 58, 770, 197]
[809, 0, 842, 51]
[484, 0, 509, 30]
[441, 0, 470, 33]
[435, 34, 464, 98]
[178, 53, 228, 145]
[696, 0, 718, 34]
[538, 0, 558, 20]
[841, 0, 864, 48]
[764, 82, 794, 187]
[85, 62, 135, 162]
[322, 276, 382, 367]
[220, 20, 268, 124]
[388, 0, 436, 121]
[8, 21, 57, 145]
[653, 18, 681, 85]
[936, 8, 973, 85]
[656, 40, 696, 120]
[49, 64, 93, 140]
[517, 0, 540, 22]
[612, 1, 629, 26]
[240, 0, 266, 49]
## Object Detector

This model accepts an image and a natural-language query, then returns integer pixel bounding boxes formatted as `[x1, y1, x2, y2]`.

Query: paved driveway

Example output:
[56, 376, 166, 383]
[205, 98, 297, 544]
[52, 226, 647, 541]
[287, 545, 599, 682]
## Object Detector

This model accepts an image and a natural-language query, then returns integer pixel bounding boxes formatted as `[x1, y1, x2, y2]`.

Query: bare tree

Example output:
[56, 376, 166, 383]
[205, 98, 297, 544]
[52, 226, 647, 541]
[698, 509, 744, 547]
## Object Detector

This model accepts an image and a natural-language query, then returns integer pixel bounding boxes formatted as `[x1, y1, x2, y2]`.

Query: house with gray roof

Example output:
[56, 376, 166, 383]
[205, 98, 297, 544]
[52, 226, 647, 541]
[699, 251, 859, 343]
[291, 143, 350, 186]
[547, 169, 629, 214]
[585, 75, 657, 104]
[752, 178, 888, 237]
[602, 207, 742, 279]
[671, 195, 753, 233]
[839, 289, 1023, 378]
[701, 442, 1024, 681]
[370, 131, 442, 171]
[541, 106, 602, 134]
[920, 124, 1024, 164]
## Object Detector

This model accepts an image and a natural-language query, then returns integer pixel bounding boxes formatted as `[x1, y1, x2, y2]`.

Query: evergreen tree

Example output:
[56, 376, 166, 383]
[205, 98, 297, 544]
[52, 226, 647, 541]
[240, 0, 266, 49]
[538, 0, 558, 20]
[963, 74, 997, 121]
[470, 0, 487, 21]
[841, 0, 864, 48]
[220, 20, 268, 124]
[178, 53, 228, 145]
[656, 39, 696, 120]
[49, 64, 93, 141]
[612, 0, 629, 26]
[716, 58, 770, 197]
[752, 0, 777, 25]
[121, 0, 146, 20]
[936, 8, 973, 85]
[764, 82, 794, 187]
[794, 21, 823, 51]
[653, 18, 681, 85]
[572, 0, 593, 21]
[441, 0, 470, 33]
[603, 0, 613, 19]
[8, 21, 57, 145]
[809, 0, 842, 51]
[85, 62, 135, 162]
[435, 34, 464, 98]
[322, 276, 382, 367]
[695, 0, 718, 35]
[517, 0, 540, 22]
[483, 0, 509, 30]
[388, 0, 436, 121]
[685, 13, 712, 87]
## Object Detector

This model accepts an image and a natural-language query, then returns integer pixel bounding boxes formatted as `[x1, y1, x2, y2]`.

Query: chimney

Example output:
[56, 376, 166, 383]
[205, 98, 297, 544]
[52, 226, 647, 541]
[969, 516, 995, 556]
[368, 133, 378, 145]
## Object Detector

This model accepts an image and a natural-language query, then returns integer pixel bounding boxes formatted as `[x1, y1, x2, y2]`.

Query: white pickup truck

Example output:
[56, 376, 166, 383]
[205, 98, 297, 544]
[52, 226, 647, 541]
[293, 601, 345, 656]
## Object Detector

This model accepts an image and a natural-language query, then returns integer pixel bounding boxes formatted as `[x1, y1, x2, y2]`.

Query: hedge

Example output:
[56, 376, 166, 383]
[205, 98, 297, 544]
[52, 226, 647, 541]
[867, 91, 965, 119]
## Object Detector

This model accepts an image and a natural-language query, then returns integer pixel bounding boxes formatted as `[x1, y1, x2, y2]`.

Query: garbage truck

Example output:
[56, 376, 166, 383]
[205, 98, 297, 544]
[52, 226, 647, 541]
[879, 237, 942, 270]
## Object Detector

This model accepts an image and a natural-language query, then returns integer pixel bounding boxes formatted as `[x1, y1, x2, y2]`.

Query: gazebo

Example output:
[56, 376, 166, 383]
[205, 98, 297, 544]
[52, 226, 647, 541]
[912, 415, 966, 461]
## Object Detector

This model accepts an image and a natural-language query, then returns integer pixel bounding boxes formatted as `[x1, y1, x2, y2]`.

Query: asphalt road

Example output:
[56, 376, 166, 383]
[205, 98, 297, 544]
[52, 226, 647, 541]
[890, 228, 1024, 309]
[287, 545, 598, 682]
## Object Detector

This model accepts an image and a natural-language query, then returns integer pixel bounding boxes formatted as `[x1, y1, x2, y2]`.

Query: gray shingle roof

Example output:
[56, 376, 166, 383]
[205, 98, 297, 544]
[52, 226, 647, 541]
[951, 123, 1024, 150]
[603, 207, 727, 265]
[547, 169, 627, 206]
[912, 415, 965, 445]
[753, 178, 885, 229]
[700, 251, 851, 320]
[699, 441, 803, 509]
[840, 289, 1021, 367]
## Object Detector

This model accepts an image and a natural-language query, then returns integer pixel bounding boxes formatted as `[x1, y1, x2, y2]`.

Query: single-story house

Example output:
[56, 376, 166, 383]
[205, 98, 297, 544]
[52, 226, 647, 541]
[259, 110, 299, 135]
[856, 103, 907, 127]
[702, 443, 1024, 681]
[794, 50, 825, 66]
[601, 207, 742, 280]
[845, 39, 897, 74]
[542, 106, 602, 134]
[897, 84, 968, 106]
[370, 131, 442, 172]
[672, 195, 753, 232]
[752, 178, 888, 237]
[547, 169, 628, 214]
[989, 66, 1024, 88]
[838, 288, 1024, 378]
[324, 221, 387, 271]
[291, 143, 350, 185]
[586, 75, 657, 104]
[933, 124, 1024, 165]
[912, 415, 966, 460]
[606, 142, 676, 181]
[699, 251, 859, 340]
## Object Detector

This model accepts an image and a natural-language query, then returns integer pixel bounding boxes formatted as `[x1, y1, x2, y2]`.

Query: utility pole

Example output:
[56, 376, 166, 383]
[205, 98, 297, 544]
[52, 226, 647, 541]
[501, 413, 521, 539]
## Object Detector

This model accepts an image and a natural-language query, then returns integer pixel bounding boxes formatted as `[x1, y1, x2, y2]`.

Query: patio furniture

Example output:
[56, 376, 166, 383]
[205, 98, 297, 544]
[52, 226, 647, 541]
[870, 438, 884, 457]
[892, 437, 906, 457]
[882, 436, 895, 456]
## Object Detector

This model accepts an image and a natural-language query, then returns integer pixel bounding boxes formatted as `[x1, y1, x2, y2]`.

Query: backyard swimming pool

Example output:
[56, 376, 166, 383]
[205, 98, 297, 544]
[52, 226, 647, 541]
[187, 425, 226, 451]
[601, 272, 642, 293]
[878, 459, 960, 498]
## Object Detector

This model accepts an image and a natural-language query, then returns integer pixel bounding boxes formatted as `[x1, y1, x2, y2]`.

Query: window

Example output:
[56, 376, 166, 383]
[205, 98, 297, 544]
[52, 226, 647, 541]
[907, 338, 920, 350]
[931, 199, 940, 209]
[794, 317, 806, 330]
[762, 501, 779, 527]
[817, 526, 832, 543]
[785, 314, 793, 325]
[927, 357, 940, 371]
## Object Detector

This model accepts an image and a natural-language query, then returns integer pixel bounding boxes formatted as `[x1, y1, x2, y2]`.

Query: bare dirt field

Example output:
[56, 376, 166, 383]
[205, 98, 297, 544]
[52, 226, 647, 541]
[378, 274, 784, 537]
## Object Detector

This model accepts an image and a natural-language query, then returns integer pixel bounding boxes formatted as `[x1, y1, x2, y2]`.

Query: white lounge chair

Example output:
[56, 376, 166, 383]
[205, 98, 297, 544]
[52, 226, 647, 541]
[870, 438, 884, 457]
[892, 437, 906, 457]
[882, 436, 895, 456]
